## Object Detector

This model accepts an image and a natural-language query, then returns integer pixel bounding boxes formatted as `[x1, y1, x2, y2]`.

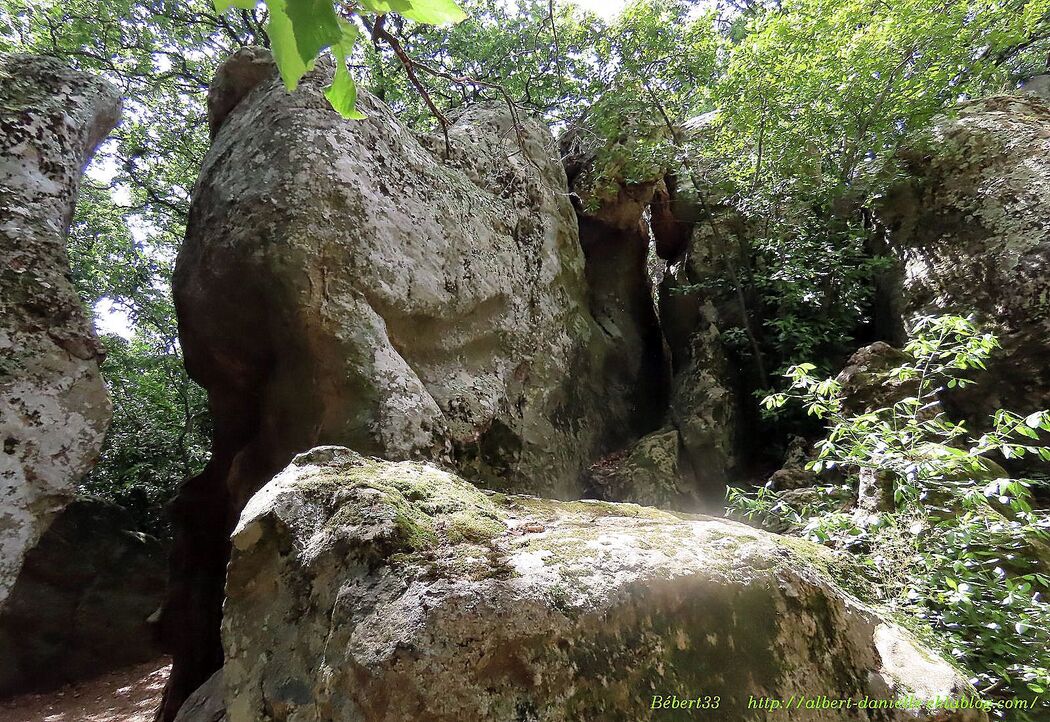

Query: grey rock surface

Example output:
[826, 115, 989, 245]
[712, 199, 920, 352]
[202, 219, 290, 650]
[0, 54, 119, 609]
[219, 446, 983, 722]
[176, 50, 643, 504]
[174, 670, 227, 722]
[658, 223, 743, 504]
[583, 426, 699, 509]
[879, 93, 1050, 421]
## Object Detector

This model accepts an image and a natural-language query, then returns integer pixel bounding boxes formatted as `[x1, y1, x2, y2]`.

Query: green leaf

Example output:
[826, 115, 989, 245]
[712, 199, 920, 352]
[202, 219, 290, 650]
[265, 0, 312, 91]
[325, 21, 366, 119]
[1017, 425, 1040, 440]
[359, 0, 467, 25]
[284, 0, 343, 65]
[262, 0, 345, 92]
[1024, 411, 1044, 428]
[214, 0, 258, 10]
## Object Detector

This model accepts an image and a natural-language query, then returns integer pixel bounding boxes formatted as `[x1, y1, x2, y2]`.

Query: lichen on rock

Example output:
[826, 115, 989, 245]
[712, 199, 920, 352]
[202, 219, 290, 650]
[0, 54, 119, 610]
[216, 446, 984, 722]
[878, 93, 1050, 424]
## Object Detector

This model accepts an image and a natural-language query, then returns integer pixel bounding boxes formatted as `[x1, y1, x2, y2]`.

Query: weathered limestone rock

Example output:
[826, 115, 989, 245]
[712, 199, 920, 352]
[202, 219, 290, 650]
[162, 49, 659, 718]
[583, 427, 700, 509]
[766, 436, 824, 491]
[878, 93, 1050, 421]
[658, 219, 744, 503]
[666, 306, 737, 503]
[582, 306, 734, 510]
[218, 447, 983, 722]
[0, 54, 119, 609]
[178, 46, 644, 503]
[0, 498, 167, 695]
[835, 341, 915, 415]
[1020, 74, 1050, 101]
[560, 135, 671, 451]
[558, 150, 740, 507]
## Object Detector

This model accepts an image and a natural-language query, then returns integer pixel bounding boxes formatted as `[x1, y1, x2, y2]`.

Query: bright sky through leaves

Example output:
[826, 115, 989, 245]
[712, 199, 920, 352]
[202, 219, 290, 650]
[563, 0, 626, 18]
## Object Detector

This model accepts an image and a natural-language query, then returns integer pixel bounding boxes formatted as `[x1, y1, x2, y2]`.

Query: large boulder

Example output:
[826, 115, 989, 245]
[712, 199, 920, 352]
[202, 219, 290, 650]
[160, 48, 661, 718]
[0, 498, 167, 695]
[216, 446, 983, 722]
[0, 54, 119, 609]
[878, 93, 1050, 420]
[177, 46, 652, 505]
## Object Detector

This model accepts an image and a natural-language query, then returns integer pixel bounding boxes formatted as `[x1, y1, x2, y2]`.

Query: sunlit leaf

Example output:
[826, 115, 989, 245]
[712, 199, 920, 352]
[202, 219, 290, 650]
[214, 0, 258, 10]
[325, 20, 366, 119]
[264, 0, 311, 91]
[359, 0, 467, 25]
[283, 0, 342, 65]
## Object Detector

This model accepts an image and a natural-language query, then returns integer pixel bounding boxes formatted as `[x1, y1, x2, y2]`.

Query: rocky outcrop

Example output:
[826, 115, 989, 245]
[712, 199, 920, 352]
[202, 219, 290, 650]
[878, 93, 1050, 421]
[583, 311, 736, 510]
[178, 45, 653, 503]
[0, 54, 119, 610]
[667, 306, 738, 501]
[835, 341, 915, 415]
[216, 446, 982, 722]
[766, 436, 824, 491]
[1020, 74, 1050, 101]
[0, 498, 166, 695]
[161, 49, 663, 718]
[561, 130, 742, 507]
[583, 427, 699, 508]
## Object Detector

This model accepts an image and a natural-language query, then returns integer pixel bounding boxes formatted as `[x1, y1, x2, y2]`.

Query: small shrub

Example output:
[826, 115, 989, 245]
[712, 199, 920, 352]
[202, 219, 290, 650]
[729, 315, 1050, 705]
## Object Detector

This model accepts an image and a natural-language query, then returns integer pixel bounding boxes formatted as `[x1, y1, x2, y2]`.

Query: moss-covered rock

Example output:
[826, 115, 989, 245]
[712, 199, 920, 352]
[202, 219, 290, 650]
[584, 427, 706, 510]
[218, 447, 984, 722]
[878, 93, 1050, 428]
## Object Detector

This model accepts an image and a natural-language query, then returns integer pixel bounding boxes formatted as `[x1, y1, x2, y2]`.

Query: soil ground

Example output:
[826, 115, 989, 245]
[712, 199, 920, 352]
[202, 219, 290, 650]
[0, 658, 169, 722]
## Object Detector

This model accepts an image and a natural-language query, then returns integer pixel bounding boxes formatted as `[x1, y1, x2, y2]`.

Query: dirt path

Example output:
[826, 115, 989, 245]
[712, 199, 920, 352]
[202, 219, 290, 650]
[0, 658, 170, 722]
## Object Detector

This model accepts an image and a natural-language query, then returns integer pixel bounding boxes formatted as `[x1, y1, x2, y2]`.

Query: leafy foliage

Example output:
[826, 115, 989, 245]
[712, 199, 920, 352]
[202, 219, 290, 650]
[64, 180, 210, 533]
[764, 316, 1050, 484]
[702, 0, 1049, 375]
[730, 316, 1050, 703]
[358, 0, 605, 129]
[211, 0, 467, 118]
[80, 334, 211, 535]
[552, 0, 1050, 381]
